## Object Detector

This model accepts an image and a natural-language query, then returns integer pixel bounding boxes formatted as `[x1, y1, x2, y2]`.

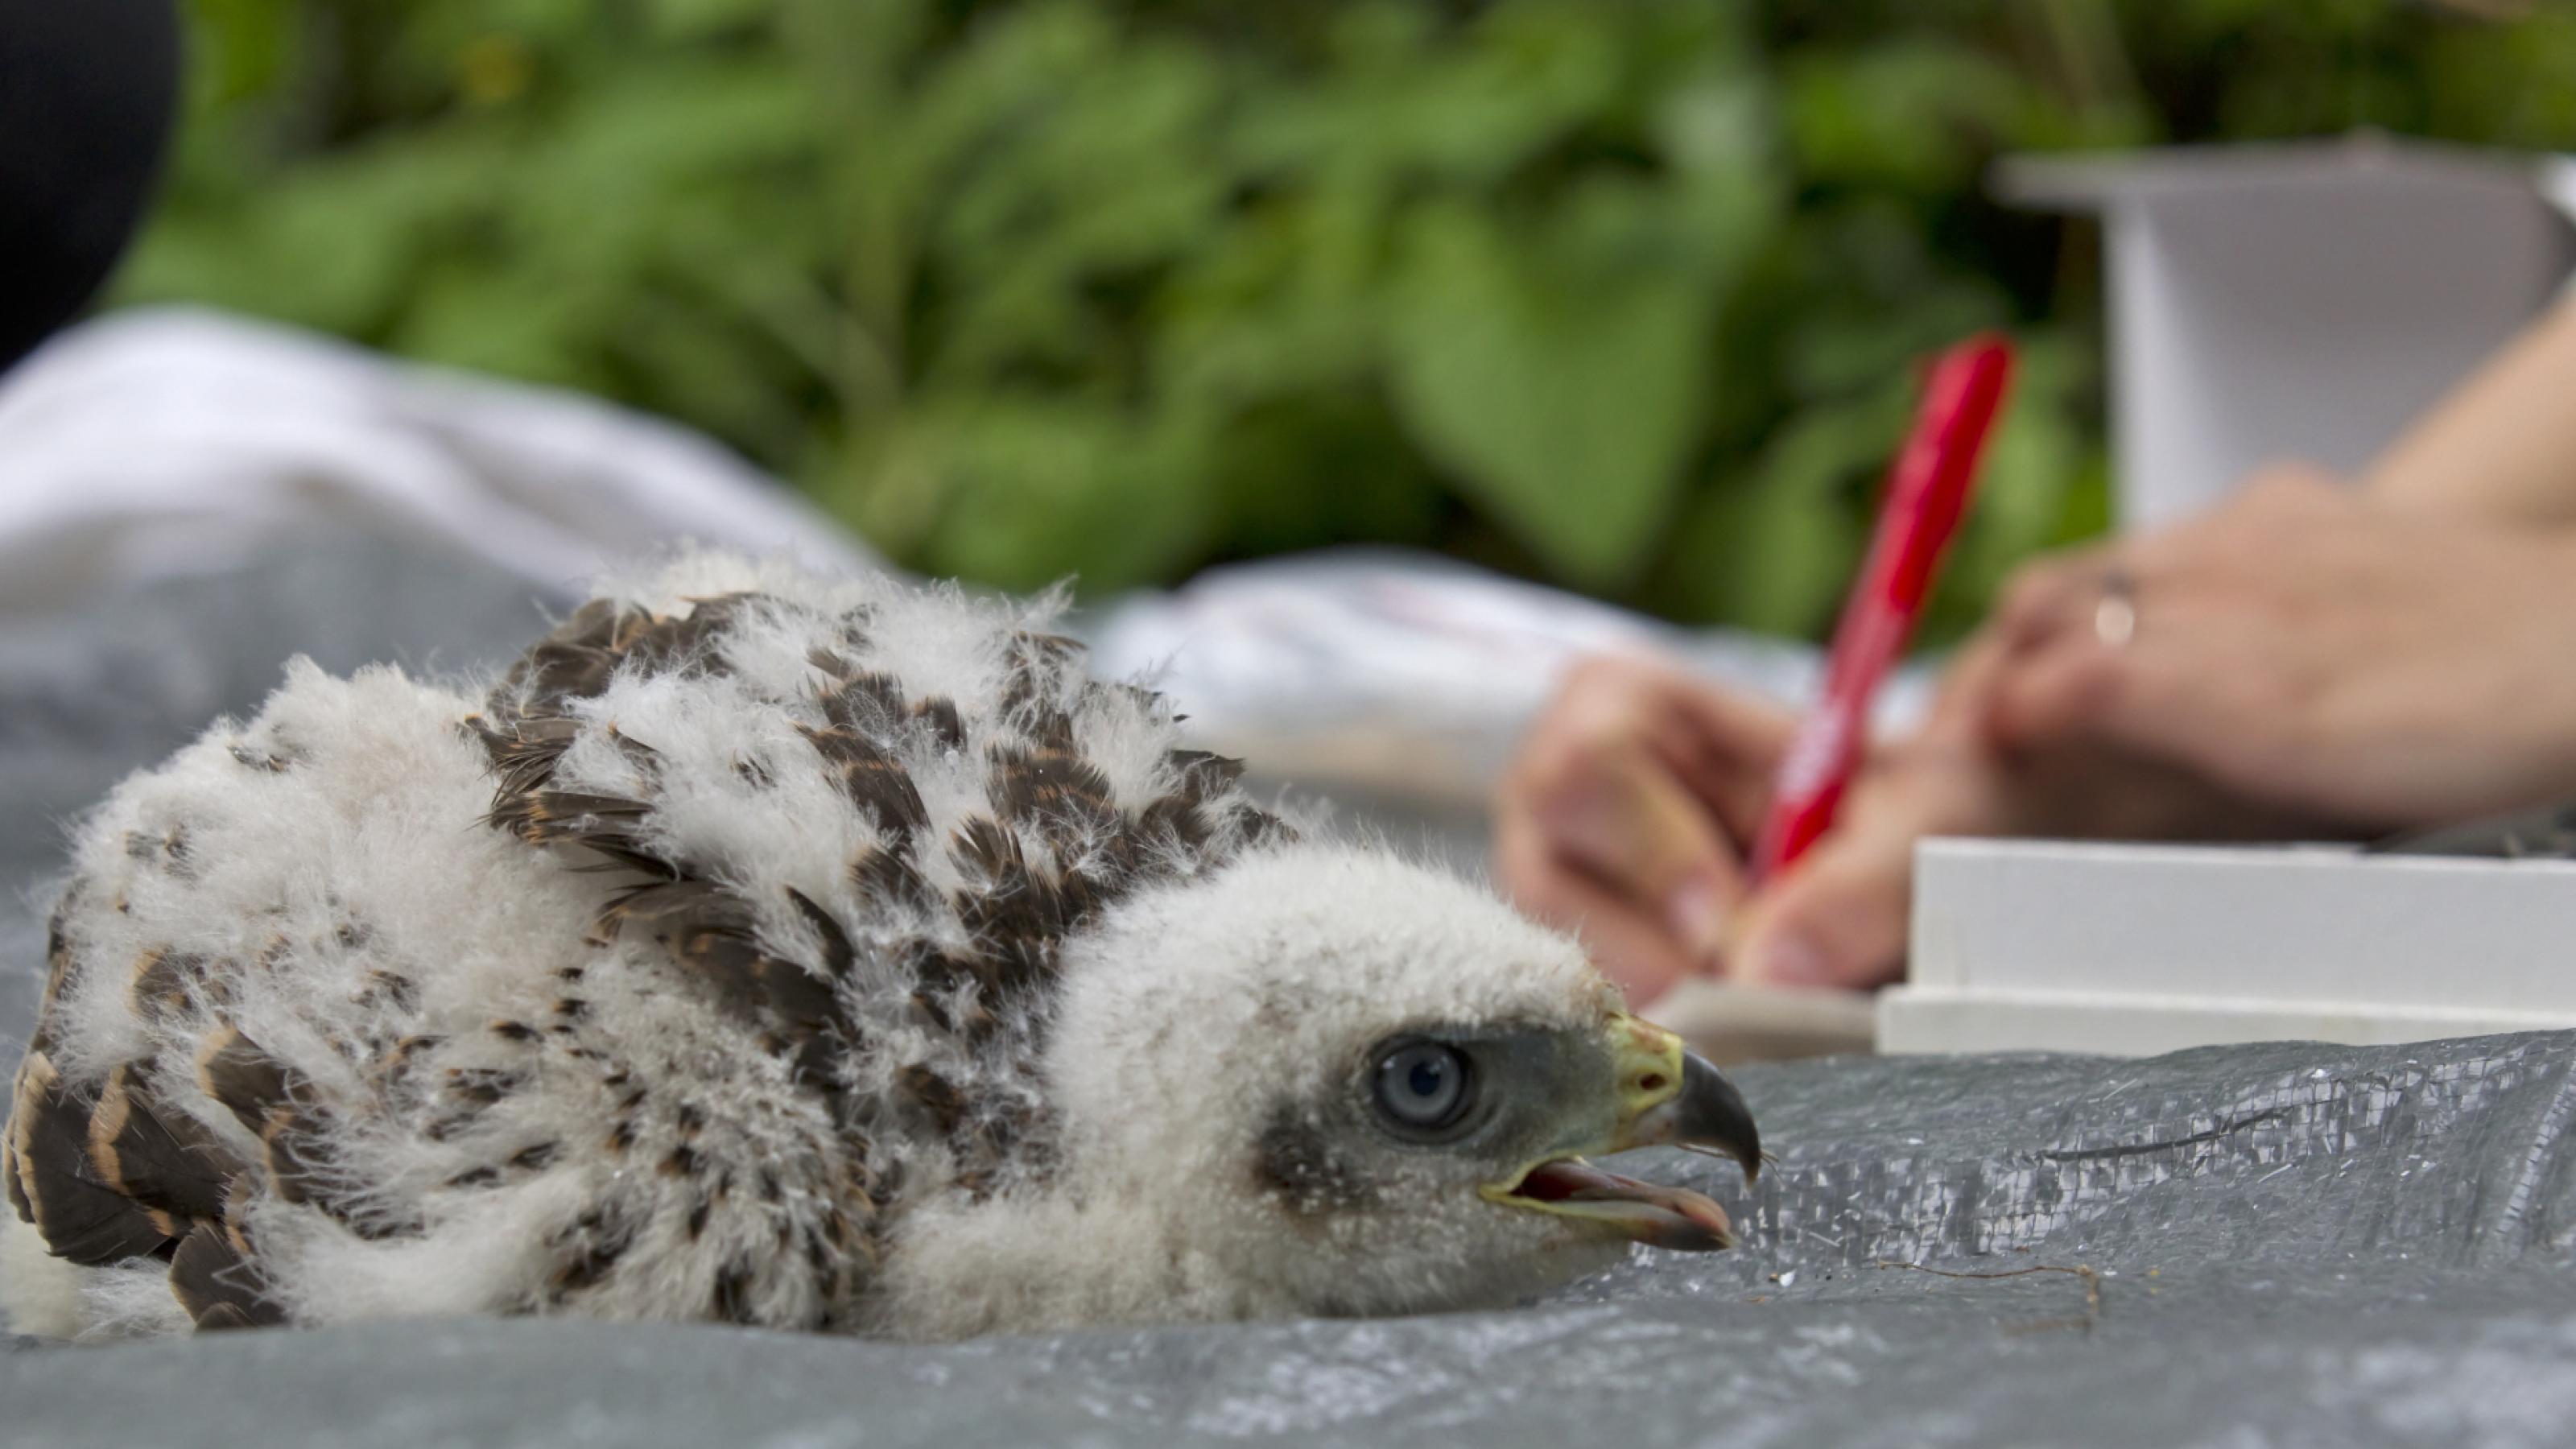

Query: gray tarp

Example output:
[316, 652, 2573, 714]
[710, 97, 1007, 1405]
[7, 538, 2576, 1447]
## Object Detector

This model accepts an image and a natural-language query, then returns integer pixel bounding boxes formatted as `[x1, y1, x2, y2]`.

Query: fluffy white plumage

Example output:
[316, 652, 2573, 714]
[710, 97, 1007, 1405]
[2, 554, 1756, 1343]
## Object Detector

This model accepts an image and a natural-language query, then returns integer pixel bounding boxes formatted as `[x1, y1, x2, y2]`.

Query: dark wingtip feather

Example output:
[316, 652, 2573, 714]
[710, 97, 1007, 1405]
[89, 1061, 231, 1227]
[9, 1052, 173, 1265]
[169, 1215, 284, 1331]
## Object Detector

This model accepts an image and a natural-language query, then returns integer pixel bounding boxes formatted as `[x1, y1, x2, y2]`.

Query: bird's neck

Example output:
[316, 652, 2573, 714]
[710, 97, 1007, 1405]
[868, 1183, 1278, 1340]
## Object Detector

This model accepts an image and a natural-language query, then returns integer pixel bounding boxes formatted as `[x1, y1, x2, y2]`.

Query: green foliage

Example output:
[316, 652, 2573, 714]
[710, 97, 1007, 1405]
[120, 0, 2576, 635]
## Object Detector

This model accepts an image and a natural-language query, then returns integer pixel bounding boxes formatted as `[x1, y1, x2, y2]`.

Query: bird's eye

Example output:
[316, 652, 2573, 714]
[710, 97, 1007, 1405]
[1372, 1040, 1478, 1137]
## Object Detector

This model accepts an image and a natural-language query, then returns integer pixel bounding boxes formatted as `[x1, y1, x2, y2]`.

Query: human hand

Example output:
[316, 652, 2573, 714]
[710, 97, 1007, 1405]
[1494, 647, 2026, 1000]
[1492, 654, 1790, 1003]
[1715, 469, 2576, 988]
[1985, 467, 2576, 829]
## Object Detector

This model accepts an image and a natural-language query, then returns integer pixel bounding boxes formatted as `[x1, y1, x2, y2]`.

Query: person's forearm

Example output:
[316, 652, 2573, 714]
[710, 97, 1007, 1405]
[2365, 293, 2576, 527]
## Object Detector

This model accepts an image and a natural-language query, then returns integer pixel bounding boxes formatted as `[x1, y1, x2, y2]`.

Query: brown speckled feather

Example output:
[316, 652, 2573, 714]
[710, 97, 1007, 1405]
[464, 593, 1288, 1214]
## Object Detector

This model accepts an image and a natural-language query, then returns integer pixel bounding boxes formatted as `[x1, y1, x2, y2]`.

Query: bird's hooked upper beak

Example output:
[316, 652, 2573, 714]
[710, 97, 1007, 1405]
[1615, 1018, 1763, 1174]
[1479, 1015, 1761, 1252]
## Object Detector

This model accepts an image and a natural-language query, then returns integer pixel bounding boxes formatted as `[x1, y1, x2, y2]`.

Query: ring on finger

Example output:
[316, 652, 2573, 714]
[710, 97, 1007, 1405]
[2093, 567, 2138, 649]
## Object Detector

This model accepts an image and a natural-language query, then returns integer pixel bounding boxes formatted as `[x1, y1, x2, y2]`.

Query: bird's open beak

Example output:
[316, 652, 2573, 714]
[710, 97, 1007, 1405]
[1478, 1015, 1761, 1252]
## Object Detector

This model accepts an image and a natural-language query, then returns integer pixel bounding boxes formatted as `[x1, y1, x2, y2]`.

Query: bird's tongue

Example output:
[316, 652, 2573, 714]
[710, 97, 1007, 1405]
[1513, 1158, 1737, 1252]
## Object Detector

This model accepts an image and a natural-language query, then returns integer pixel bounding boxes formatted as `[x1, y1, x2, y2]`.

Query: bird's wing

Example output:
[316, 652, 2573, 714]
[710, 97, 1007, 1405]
[467, 581, 1291, 1200]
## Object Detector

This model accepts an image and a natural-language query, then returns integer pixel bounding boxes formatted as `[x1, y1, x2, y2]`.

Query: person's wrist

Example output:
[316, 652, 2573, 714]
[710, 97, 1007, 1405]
[2538, 519, 2576, 564]
[2480, 527, 2576, 811]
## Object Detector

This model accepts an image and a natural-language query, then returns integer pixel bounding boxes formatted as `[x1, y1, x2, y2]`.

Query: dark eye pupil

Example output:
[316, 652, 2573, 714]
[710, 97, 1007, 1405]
[1407, 1059, 1447, 1098]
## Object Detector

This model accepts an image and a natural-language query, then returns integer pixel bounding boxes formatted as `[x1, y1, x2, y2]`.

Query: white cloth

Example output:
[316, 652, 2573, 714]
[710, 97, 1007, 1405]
[0, 308, 874, 613]
[1086, 550, 1931, 804]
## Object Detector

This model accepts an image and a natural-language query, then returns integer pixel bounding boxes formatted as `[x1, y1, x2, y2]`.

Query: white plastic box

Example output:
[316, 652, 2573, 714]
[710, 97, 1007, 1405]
[1876, 838, 2576, 1056]
[1997, 136, 2576, 527]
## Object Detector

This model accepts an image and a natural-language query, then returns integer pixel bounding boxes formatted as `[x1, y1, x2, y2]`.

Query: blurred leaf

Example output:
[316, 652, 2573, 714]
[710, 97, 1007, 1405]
[645, 0, 778, 41]
[185, 0, 297, 102]
[1785, 39, 2035, 192]
[390, 260, 592, 385]
[123, 129, 504, 332]
[1659, 392, 1898, 635]
[1384, 198, 1723, 589]
[847, 397, 1216, 594]
[921, 29, 1228, 387]
[1233, 0, 1621, 189]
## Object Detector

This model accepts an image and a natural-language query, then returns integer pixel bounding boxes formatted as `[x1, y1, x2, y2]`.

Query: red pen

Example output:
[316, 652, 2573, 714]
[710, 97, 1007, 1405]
[1748, 334, 2015, 881]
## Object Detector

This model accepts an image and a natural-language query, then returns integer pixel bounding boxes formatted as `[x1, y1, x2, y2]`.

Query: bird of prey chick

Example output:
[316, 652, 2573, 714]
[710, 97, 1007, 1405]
[2, 555, 1757, 1342]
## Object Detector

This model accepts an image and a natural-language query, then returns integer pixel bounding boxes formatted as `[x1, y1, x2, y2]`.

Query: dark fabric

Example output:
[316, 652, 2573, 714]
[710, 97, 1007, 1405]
[0, 0, 181, 373]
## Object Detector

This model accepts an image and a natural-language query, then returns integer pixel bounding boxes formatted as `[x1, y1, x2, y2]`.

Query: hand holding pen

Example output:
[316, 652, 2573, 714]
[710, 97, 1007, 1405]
[1494, 336, 2014, 1001]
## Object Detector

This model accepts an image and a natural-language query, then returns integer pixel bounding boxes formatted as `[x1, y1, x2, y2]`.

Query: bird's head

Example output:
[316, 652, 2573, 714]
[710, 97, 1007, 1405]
[894, 842, 1760, 1332]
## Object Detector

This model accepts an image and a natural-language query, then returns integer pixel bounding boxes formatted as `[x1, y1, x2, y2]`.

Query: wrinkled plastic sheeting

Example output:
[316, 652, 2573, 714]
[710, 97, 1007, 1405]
[14, 1030, 2576, 1448]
